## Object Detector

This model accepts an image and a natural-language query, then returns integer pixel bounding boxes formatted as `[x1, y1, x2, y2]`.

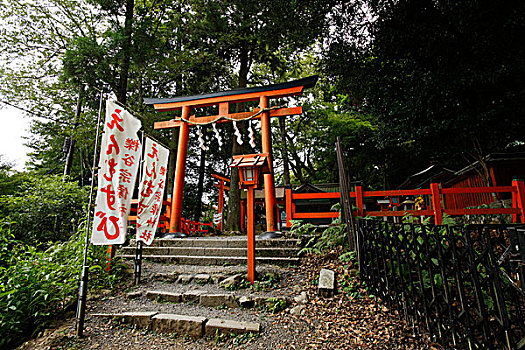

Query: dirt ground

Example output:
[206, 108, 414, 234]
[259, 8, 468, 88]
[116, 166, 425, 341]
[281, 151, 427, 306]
[17, 251, 440, 350]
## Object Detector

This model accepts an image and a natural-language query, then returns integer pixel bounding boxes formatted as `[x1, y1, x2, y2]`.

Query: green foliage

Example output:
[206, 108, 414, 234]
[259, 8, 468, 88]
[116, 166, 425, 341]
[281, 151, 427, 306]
[337, 251, 365, 298]
[0, 174, 89, 244]
[223, 278, 251, 291]
[288, 220, 317, 238]
[252, 272, 281, 292]
[0, 223, 125, 349]
[299, 223, 348, 256]
[325, 0, 525, 186]
[213, 328, 258, 345]
[260, 297, 287, 314]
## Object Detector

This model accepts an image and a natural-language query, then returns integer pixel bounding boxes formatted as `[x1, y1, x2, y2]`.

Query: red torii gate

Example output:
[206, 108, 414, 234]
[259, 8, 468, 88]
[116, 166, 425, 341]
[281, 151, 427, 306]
[212, 173, 230, 231]
[144, 76, 317, 233]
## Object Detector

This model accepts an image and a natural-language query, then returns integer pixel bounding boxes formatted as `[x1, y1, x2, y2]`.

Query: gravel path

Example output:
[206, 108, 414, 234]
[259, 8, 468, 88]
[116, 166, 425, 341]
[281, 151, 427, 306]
[18, 253, 438, 350]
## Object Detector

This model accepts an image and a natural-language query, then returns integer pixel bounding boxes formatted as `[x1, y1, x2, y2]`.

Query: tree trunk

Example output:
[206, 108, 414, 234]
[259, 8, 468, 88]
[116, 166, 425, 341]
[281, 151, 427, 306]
[117, 0, 134, 104]
[279, 116, 291, 186]
[63, 85, 83, 180]
[225, 46, 250, 231]
[166, 128, 179, 198]
[194, 126, 207, 222]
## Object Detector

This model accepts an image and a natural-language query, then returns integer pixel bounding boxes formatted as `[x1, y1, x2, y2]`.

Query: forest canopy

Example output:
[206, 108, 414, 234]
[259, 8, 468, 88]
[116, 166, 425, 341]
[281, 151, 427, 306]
[1, 0, 523, 219]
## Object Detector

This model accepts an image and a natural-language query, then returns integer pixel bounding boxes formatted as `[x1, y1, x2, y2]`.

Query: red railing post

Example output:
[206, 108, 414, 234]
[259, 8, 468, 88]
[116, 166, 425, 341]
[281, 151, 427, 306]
[430, 183, 443, 225]
[512, 179, 525, 223]
[356, 185, 364, 217]
[285, 187, 292, 228]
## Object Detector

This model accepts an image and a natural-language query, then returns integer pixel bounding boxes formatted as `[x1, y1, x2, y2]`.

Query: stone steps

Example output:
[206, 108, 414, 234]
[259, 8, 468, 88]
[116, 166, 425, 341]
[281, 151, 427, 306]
[140, 289, 288, 309]
[119, 236, 301, 266]
[119, 246, 297, 257]
[93, 312, 260, 338]
[118, 254, 299, 266]
[129, 237, 301, 248]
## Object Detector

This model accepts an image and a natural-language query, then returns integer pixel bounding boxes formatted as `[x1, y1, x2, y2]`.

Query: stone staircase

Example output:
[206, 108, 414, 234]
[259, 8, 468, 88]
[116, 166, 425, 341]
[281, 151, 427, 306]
[118, 236, 301, 266]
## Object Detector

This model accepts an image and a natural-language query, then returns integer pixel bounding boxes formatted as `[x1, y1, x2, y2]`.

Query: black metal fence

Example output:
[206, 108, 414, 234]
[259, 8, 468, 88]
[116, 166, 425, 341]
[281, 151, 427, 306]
[357, 219, 525, 349]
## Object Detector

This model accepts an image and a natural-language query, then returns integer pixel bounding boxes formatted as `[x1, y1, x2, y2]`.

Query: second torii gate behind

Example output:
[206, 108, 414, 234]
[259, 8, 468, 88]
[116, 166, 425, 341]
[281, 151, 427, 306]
[144, 76, 318, 233]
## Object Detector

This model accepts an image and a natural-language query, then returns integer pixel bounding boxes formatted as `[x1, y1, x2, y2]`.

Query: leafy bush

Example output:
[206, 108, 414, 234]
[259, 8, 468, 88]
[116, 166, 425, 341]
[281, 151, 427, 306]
[0, 174, 89, 244]
[298, 204, 349, 255]
[0, 224, 125, 349]
[288, 220, 317, 238]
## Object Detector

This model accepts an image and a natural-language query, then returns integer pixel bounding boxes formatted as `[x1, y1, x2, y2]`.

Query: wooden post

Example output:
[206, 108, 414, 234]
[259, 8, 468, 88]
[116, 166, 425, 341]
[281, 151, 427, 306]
[260, 96, 277, 232]
[356, 185, 364, 217]
[218, 180, 224, 231]
[430, 183, 443, 225]
[247, 186, 256, 284]
[335, 137, 356, 250]
[170, 106, 190, 233]
[105, 245, 114, 273]
[240, 199, 245, 233]
[512, 180, 525, 223]
[286, 187, 292, 228]
[512, 188, 518, 223]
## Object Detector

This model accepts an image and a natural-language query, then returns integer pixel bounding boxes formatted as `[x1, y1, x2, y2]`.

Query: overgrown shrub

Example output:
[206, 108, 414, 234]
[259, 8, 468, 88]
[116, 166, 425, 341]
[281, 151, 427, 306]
[0, 174, 89, 244]
[298, 203, 349, 255]
[0, 224, 125, 349]
[288, 220, 317, 238]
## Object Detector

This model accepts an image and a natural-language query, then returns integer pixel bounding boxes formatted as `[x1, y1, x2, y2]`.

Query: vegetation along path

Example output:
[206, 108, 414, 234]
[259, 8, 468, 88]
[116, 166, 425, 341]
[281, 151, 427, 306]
[18, 247, 437, 350]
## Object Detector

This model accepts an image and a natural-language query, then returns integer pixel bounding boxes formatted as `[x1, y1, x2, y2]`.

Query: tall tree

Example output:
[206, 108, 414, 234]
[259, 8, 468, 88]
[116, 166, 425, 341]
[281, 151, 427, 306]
[182, 0, 336, 230]
[325, 0, 525, 186]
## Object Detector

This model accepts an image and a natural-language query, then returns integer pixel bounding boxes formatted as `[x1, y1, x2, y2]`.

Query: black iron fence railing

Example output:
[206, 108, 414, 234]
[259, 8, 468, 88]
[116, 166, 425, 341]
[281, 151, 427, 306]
[357, 219, 525, 349]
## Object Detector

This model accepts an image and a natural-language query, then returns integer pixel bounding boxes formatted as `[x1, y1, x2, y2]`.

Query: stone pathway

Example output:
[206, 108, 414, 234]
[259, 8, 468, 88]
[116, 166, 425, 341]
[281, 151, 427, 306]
[85, 260, 300, 342]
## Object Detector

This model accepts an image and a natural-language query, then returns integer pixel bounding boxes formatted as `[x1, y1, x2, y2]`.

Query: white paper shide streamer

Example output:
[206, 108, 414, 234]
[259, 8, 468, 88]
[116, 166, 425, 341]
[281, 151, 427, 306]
[212, 123, 223, 147]
[197, 126, 208, 151]
[233, 121, 243, 145]
[91, 100, 142, 245]
[248, 120, 256, 148]
[136, 138, 169, 245]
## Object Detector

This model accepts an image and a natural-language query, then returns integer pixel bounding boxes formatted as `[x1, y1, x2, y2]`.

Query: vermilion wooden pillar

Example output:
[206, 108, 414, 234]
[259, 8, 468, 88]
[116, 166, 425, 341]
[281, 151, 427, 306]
[285, 187, 292, 228]
[170, 106, 191, 233]
[260, 96, 277, 231]
[246, 185, 256, 284]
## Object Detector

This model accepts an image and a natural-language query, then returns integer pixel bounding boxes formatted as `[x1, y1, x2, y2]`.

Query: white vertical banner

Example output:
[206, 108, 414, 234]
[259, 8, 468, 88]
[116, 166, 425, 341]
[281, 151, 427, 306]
[136, 137, 169, 245]
[91, 100, 142, 245]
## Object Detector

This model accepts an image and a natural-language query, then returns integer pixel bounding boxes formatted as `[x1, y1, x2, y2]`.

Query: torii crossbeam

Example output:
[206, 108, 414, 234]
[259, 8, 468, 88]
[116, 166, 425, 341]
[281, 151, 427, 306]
[144, 76, 317, 233]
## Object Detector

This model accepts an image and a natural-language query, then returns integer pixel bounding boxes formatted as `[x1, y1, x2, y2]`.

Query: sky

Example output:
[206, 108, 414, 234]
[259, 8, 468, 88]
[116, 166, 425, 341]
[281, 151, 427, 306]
[0, 105, 31, 171]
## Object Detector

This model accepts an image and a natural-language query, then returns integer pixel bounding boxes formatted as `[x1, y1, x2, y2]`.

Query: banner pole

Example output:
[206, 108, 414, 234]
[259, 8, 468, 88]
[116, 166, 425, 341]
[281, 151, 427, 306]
[76, 91, 104, 337]
[134, 131, 146, 285]
[134, 240, 143, 285]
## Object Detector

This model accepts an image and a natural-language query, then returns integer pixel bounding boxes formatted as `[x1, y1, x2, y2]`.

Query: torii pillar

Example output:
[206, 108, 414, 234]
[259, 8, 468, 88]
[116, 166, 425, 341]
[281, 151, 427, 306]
[144, 76, 318, 233]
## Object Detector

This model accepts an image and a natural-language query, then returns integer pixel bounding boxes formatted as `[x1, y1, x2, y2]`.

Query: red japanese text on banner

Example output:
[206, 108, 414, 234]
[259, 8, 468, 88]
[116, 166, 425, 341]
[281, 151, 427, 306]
[91, 100, 142, 245]
[136, 137, 169, 245]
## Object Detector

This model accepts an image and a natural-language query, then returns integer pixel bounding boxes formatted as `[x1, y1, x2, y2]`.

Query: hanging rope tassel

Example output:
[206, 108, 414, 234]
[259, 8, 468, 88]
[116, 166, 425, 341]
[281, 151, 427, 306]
[248, 120, 256, 148]
[213, 123, 223, 148]
[233, 121, 243, 145]
[197, 126, 208, 151]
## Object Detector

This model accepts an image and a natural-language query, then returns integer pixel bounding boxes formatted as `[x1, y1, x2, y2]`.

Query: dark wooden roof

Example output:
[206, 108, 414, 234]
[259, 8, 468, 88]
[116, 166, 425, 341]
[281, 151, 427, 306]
[143, 76, 318, 105]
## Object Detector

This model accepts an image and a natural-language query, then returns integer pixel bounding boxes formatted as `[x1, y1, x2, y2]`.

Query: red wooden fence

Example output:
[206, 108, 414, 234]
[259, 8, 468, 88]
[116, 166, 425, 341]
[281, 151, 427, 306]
[285, 180, 525, 227]
[129, 199, 212, 235]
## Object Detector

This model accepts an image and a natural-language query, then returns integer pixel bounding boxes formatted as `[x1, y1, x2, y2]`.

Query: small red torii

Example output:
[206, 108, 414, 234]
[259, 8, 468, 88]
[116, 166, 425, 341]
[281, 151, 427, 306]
[144, 76, 317, 233]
